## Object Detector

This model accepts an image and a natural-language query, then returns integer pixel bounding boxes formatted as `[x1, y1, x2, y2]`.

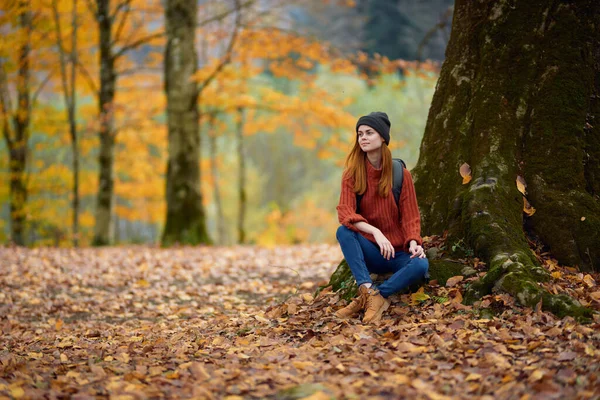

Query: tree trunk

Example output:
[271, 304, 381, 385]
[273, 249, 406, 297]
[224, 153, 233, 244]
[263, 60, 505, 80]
[411, 0, 599, 318]
[208, 118, 226, 245]
[4, 2, 32, 246]
[236, 106, 246, 244]
[93, 0, 116, 246]
[69, 0, 79, 247]
[52, 0, 80, 246]
[162, 0, 211, 246]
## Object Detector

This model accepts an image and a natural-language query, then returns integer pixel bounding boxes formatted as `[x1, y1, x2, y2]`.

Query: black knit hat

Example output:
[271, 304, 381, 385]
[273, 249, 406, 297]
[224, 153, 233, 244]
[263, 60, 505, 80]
[355, 112, 391, 145]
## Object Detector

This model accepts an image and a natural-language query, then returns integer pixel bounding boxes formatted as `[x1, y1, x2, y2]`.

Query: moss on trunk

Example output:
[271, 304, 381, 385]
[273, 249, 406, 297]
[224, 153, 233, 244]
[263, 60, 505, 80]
[162, 0, 211, 246]
[407, 0, 600, 318]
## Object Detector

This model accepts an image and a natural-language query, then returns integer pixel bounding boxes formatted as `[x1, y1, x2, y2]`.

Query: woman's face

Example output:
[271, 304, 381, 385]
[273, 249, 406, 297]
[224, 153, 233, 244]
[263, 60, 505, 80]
[357, 125, 384, 153]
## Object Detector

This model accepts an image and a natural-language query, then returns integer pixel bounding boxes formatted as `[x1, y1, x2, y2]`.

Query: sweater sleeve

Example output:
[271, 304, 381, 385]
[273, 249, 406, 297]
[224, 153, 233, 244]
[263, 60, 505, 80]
[336, 173, 368, 231]
[399, 168, 423, 248]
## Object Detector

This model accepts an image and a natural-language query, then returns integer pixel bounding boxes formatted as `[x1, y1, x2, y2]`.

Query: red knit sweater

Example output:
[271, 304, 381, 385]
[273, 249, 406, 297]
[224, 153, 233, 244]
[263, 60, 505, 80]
[336, 161, 423, 252]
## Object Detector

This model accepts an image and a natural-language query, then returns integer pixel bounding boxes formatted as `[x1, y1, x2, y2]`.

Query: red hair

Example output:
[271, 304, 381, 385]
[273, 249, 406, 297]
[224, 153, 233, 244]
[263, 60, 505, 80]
[343, 138, 392, 198]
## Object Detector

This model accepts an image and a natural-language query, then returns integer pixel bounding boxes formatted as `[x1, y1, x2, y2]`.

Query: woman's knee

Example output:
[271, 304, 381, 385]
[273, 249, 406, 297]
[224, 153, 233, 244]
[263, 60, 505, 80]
[413, 257, 429, 277]
[336, 225, 353, 242]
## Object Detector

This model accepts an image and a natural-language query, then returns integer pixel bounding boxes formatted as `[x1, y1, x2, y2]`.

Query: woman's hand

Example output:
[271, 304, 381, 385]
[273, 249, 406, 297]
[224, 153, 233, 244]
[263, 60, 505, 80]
[409, 240, 426, 259]
[373, 230, 394, 260]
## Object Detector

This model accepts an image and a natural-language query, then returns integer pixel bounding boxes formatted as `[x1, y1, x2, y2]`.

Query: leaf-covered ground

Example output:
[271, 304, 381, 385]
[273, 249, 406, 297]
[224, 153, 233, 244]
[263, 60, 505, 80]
[1, 245, 599, 400]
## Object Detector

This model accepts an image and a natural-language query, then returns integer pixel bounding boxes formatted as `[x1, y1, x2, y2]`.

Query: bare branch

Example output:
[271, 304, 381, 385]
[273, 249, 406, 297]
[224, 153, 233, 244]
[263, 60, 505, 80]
[31, 72, 54, 106]
[51, 0, 74, 111]
[110, 0, 132, 22]
[112, 0, 132, 44]
[416, 7, 453, 63]
[197, 0, 242, 95]
[113, 31, 163, 60]
[197, 0, 254, 27]
[116, 65, 161, 76]
[75, 59, 99, 96]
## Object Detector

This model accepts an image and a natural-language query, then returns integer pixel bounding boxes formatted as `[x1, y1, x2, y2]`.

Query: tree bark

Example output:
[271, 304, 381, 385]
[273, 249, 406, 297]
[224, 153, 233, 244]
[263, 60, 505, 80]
[162, 0, 211, 246]
[236, 106, 246, 244]
[411, 0, 599, 318]
[69, 0, 79, 247]
[208, 116, 226, 245]
[92, 0, 117, 246]
[52, 0, 80, 246]
[3, 2, 32, 246]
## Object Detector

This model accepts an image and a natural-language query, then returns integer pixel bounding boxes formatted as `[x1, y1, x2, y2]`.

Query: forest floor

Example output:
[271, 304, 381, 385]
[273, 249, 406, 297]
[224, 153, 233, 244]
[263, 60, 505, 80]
[1, 244, 599, 400]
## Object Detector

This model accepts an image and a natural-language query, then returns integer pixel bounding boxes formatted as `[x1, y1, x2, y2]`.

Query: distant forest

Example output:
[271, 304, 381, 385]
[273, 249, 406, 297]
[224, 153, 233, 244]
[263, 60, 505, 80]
[298, 0, 454, 61]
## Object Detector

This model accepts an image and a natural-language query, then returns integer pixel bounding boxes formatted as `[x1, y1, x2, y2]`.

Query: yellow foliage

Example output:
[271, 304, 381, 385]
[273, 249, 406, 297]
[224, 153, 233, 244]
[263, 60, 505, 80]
[253, 199, 338, 247]
[79, 211, 95, 228]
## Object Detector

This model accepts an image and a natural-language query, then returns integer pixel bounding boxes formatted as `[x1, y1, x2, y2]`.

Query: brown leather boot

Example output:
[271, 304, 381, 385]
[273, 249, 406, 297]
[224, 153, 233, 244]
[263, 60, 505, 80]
[335, 285, 369, 318]
[362, 288, 390, 324]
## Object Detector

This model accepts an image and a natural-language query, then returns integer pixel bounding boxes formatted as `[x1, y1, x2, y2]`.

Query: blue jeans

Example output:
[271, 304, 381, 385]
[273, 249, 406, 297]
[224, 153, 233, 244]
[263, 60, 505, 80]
[336, 225, 429, 298]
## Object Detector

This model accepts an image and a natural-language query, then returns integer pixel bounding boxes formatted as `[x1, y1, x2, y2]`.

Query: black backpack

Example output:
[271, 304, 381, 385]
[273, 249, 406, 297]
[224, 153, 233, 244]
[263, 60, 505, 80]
[356, 158, 406, 213]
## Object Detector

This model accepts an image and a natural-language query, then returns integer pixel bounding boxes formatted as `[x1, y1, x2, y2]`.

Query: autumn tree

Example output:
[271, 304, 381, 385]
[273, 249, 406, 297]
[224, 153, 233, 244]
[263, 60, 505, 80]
[1, 2, 32, 246]
[162, 0, 208, 245]
[89, 0, 163, 246]
[162, 0, 244, 246]
[411, 0, 599, 317]
[52, 0, 81, 246]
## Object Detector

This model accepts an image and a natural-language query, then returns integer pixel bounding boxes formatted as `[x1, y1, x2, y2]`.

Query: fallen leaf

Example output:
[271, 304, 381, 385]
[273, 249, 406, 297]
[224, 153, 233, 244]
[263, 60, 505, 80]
[523, 198, 536, 216]
[287, 303, 298, 315]
[292, 361, 314, 370]
[254, 314, 270, 323]
[411, 287, 430, 305]
[395, 342, 425, 354]
[446, 276, 464, 287]
[10, 387, 25, 399]
[190, 362, 210, 381]
[460, 163, 472, 184]
[529, 369, 544, 382]
[558, 351, 577, 361]
[516, 175, 527, 195]
[451, 289, 463, 304]
[582, 274, 595, 288]
[136, 279, 150, 287]
[466, 373, 481, 381]
[116, 352, 130, 363]
[393, 374, 411, 385]
[551, 271, 562, 279]
[301, 293, 314, 303]
[165, 370, 179, 379]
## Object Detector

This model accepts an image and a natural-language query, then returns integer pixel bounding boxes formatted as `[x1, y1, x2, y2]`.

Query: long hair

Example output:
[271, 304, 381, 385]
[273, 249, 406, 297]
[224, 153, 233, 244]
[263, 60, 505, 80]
[343, 139, 392, 198]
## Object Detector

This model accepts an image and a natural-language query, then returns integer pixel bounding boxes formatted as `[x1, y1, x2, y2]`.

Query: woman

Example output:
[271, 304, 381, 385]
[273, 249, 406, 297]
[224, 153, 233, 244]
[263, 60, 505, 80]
[335, 111, 428, 324]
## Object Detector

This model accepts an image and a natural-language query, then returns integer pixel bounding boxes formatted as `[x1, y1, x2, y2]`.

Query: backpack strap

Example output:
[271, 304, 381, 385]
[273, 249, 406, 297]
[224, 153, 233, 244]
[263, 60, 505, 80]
[356, 158, 405, 213]
[391, 158, 405, 205]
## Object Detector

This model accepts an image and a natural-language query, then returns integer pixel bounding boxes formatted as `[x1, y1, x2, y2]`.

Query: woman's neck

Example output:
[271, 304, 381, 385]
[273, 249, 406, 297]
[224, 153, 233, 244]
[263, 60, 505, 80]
[366, 151, 382, 169]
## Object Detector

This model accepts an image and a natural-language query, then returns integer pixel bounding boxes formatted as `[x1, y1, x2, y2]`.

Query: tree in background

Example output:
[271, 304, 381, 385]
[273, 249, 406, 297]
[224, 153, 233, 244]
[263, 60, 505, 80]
[90, 0, 163, 246]
[1, 1, 33, 246]
[413, 0, 599, 317]
[359, 0, 453, 61]
[52, 0, 81, 246]
[162, 0, 245, 246]
[0, 0, 442, 246]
